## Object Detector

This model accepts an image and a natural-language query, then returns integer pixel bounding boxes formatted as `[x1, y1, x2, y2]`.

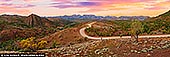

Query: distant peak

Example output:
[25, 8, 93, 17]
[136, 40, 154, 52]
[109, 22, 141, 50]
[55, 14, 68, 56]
[30, 13, 37, 15]
[28, 13, 40, 17]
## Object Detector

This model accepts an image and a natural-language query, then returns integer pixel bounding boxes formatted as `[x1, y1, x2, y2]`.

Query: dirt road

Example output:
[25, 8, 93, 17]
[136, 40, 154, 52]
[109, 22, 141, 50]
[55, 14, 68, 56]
[79, 22, 170, 39]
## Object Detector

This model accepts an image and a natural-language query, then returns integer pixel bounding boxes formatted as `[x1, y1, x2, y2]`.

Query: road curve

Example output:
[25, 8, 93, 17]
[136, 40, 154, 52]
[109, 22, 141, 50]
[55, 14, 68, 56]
[79, 22, 170, 40]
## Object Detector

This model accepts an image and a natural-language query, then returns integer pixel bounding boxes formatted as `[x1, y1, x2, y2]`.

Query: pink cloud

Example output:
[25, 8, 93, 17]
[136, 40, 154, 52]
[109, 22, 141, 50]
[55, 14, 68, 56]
[0, 3, 35, 8]
[14, 4, 35, 8]
[51, 1, 101, 8]
[80, 9, 105, 13]
[23, 0, 41, 2]
[52, 0, 71, 3]
[0, 3, 13, 6]
[145, 6, 166, 10]
[0, 0, 12, 2]
[145, 0, 170, 10]
[90, 0, 154, 3]
[51, 0, 155, 9]
[24, 0, 33, 1]
[0, 6, 30, 14]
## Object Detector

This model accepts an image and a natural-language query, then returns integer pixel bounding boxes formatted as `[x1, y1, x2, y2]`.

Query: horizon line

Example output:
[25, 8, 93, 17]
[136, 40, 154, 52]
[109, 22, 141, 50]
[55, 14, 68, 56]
[0, 13, 155, 17]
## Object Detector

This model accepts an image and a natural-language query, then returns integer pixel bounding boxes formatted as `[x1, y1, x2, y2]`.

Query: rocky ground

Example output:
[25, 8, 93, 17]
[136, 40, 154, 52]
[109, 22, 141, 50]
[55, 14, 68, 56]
[43, 38, 170, 57]
[1, 38, 170, 57]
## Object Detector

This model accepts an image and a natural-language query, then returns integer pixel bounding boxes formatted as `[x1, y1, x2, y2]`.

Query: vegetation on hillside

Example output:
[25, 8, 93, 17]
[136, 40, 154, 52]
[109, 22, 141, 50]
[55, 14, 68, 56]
[86, 19, 170, 37]
[19, 37, 47, 52]
[0, 14, 80, 51]
[85, 10, 170, 37]
[0, 37, 49, 52]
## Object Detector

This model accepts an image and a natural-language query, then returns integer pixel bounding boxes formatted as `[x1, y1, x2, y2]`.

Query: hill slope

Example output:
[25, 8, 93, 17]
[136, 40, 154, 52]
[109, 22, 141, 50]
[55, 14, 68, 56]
[24, 14, 54, 27]
[146, 10, 170, 21]
[0, 14, 26, 23]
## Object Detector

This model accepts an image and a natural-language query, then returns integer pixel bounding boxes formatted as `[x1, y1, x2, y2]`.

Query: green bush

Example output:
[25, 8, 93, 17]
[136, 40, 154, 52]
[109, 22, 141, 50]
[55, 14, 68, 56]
[0, 40, 20, 51]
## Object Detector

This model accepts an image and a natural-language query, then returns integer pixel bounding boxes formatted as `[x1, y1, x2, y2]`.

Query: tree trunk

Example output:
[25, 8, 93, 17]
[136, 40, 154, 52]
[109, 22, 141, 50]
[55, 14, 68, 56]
[131, 35, 136, 42]
[136, 35, 138, 42]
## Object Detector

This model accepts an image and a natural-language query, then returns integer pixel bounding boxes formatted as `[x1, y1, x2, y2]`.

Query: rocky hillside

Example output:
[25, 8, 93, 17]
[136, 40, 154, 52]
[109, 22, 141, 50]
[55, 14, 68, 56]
[24, 14, 54, 27]
[156, 10, 170, 19]
[0, 14, 26, 23]
[0, 14, 79, 42]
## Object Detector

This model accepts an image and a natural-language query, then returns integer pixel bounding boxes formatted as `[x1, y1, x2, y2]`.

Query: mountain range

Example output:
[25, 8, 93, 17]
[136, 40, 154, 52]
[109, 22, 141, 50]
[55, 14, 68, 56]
[48, 14, 149, 20]
[49, 15, 150, 20]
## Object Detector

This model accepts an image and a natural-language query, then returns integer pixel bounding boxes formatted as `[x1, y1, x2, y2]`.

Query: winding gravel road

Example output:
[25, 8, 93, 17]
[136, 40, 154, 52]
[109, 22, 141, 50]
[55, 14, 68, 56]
[79, 22, 170, 39]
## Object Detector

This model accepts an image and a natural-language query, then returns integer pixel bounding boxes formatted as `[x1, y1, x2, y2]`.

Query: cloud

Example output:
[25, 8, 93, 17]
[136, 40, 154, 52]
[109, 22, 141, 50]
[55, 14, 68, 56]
[24, 0, 35, 2]
[145, 6, 166, 10]
[0, 3, 31, 14]
[50, 0, 155, 9]
[0, 0, 12, 2]
[0, 3, 35, 8]
[50, 1, 101, 9]
[0, 3, 13, 6]
[14, 4, 35, 8]
[78, 2, 100, 6]
[80, 9, 105, 13]
[23, 0, 42, 3]
[51, 5, 79, 8]
[0, 6, 30, 14]
[143, 0, 170, 10]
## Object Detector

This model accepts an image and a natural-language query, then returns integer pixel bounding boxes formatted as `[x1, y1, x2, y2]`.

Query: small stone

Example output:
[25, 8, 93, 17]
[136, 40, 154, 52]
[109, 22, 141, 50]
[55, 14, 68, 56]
[162, 46, 167, 49]
[110, 52, 114, 54]
[64, 54, 70, 56]
[137, 52, 141, 54]
[103, 48, 109, 52]
[131, 50, 137, 53]
[147, 54, 151, 56]
[144, 41, 148, 43]
[138, 42, 143, 44]
[134, 50, 138, 53]
[150, 46, 156, 49]
[130, 50, 134, 53]
[156, 46, 161, 49]
[78, 48, 81, 51]
[160, 41, 167, 45]
[165, 41, 168, 43]
[141, 49, 147, 53]
[76, 54, 80, 56]
[148, 48, 153, 51]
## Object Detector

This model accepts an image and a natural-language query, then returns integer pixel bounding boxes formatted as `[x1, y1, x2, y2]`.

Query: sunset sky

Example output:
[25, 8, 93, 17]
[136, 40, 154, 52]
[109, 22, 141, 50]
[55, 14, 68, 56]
[0, 0, 170, 16]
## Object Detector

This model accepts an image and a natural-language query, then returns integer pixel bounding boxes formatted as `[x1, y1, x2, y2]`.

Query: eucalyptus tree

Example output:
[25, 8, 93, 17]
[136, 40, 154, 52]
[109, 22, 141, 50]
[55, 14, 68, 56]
[131, 20, 144, 42]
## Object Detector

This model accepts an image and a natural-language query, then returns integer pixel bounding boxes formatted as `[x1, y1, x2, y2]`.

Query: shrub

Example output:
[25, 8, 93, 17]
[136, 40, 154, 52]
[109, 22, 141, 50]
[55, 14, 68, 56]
[37, 40, 47, 49]
[0, 40, 19, 51]
[19, 37, 48, 51]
